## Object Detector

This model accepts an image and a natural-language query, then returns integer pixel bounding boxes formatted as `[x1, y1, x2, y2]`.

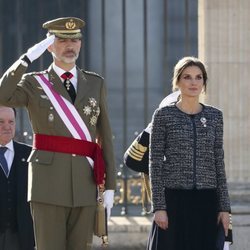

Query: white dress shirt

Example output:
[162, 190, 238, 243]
[0, 140, 14, 173]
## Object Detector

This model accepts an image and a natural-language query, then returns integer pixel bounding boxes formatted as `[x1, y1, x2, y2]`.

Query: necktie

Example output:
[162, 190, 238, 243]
[61, 72, 76, 103]
[0, 147, 9, 177]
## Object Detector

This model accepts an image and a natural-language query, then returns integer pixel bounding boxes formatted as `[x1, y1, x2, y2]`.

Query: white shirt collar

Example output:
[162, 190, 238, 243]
[52, 63, 77, 90]
[0, 140, 14, 152]
[52, 63, 77, 79]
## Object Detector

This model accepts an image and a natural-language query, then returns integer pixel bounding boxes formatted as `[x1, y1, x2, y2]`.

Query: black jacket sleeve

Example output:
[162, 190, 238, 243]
[123, 130, 150, 174]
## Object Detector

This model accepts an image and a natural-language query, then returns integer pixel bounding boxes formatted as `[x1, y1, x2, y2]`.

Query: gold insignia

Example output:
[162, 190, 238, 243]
[95, 107, 100, 116]
[48, 113, 54, 122]
[65, 19, 76, 30]
[83, 98, 100, 126]
[50, 75, 55, 80]
[83, 105, 92, 115]
[128, 142, 148, 161]
[89, 97, 97, 107]
[90, 116, 97, 126]
[40, 95, 49, 100]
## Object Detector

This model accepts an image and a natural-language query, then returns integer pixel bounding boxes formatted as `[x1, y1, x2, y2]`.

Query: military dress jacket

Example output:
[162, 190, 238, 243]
[0, 60, 116, 207]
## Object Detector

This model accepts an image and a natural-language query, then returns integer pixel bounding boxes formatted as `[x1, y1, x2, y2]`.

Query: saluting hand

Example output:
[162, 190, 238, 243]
[25, 35, 55, 63]
[154, 210, 168, 230]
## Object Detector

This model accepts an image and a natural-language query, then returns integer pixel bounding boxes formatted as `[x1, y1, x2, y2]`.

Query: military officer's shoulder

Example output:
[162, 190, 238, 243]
[24, 70, 48, 77]
[81, 70, 104, 80]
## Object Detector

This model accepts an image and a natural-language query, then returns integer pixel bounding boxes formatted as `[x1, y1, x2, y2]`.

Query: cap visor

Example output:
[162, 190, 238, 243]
[53, 33, 82, 39]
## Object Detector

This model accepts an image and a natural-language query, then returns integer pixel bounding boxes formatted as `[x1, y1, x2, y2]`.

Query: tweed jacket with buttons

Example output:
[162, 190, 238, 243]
[149, 104, 231, 212]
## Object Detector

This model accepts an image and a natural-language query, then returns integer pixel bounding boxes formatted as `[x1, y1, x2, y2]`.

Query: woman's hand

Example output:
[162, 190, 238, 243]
[154, 210, 168, 230]
[217, 212, 230, 236]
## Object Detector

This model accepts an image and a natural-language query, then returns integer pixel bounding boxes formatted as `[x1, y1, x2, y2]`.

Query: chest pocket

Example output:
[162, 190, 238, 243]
[39, 98, 64, 129]
[28, 150, 54, 165]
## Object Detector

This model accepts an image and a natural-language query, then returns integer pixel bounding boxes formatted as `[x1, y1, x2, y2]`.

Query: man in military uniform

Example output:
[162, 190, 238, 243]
[0, 17, 116, 250]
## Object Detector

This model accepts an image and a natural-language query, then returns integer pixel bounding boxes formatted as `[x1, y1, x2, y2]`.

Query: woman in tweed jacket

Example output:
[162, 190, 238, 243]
[147, 57, 231, 250]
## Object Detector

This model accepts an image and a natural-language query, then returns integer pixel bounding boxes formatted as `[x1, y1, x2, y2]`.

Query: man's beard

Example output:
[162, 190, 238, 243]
[52, 51, 79, 64]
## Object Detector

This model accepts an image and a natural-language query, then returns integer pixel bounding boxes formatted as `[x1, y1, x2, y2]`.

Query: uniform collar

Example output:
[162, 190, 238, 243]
[52, 63, 77, 81]
[52, 63, 77, 90]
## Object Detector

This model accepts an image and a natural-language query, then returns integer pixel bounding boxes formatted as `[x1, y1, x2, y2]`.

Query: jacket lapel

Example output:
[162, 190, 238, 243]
[12, 142, 26, 193]
[47, 65, 72, 103]
[74, 68, 91, 106]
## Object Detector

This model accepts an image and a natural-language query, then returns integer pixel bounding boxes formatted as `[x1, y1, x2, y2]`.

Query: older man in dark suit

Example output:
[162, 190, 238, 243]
[0, 17, 116, 250]
[0, 106, 34, 250]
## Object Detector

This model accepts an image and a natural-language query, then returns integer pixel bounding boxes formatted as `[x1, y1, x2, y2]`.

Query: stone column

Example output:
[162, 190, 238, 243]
[198, 0, 250, 182]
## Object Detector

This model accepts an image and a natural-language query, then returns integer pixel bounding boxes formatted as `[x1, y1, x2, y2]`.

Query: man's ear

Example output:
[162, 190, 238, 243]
[47, 44, 53, 53]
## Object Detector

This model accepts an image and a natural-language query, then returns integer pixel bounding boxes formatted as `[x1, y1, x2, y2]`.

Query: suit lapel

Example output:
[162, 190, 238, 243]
[12, 142, 25, 191]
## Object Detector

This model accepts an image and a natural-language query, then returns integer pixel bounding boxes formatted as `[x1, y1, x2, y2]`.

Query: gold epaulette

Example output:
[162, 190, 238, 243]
[127, 141, 148, 161]
[25, 70, 48, 76]
[82, 70, 104, 79]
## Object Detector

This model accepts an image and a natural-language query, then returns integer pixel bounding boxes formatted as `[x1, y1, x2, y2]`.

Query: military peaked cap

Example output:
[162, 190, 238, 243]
[43, 17, 85, 39]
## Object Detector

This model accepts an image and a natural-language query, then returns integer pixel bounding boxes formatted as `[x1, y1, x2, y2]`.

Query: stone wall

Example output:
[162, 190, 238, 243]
[198, 0, 250, 182]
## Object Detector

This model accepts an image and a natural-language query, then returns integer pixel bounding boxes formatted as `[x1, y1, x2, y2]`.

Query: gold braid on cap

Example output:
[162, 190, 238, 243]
[48, 29, 81, 34]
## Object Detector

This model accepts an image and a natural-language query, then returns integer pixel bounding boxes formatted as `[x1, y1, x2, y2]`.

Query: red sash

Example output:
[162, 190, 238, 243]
[33, 134, 105, 185]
